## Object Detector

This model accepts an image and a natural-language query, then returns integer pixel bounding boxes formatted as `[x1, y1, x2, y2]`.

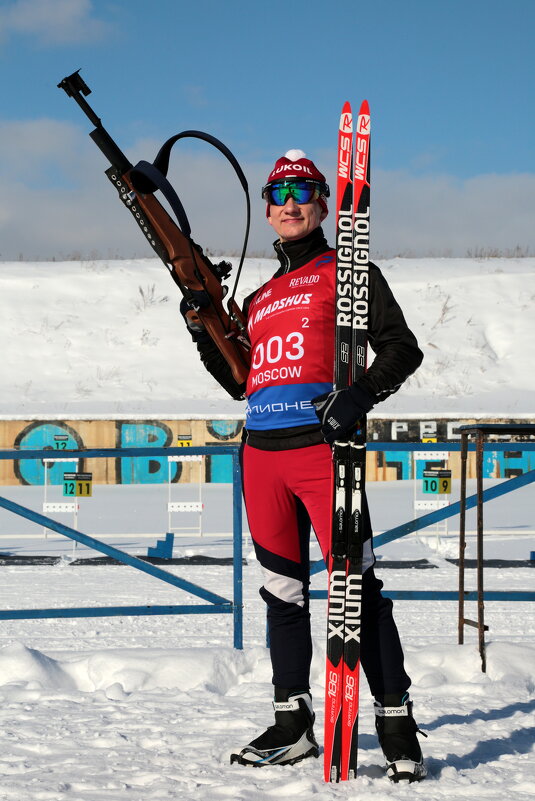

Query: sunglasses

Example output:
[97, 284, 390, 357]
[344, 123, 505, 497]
[261, 179, 330, 206]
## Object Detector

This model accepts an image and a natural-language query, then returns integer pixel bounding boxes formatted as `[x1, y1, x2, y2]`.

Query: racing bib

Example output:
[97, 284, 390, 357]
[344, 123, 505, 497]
[246, 251, 336, 430]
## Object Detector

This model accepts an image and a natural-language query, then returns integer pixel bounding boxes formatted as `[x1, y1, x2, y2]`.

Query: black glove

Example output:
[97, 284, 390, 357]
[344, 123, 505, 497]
[179, 290, 211, 343]
[312, 383, 376, 444]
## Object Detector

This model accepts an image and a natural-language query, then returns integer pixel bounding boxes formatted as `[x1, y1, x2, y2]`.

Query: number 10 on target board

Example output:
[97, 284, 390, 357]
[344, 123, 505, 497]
[422, 469, 451, 495]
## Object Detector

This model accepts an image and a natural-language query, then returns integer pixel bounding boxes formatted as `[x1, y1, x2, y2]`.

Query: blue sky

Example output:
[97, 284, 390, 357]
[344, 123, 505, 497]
[0, 0, 534, 259]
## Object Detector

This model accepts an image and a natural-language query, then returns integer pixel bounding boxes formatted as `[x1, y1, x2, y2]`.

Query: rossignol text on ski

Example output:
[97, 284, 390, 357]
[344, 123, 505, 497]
[323, 99, 370, 783]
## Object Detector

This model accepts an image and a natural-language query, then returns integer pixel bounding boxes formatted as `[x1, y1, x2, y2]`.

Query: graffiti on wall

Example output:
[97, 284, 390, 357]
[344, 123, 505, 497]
[7, 419, 245, 486]
[14, 421, 84, 485]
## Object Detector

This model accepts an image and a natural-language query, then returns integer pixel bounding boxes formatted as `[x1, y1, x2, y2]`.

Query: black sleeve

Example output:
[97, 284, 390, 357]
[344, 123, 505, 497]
[188, 287, 262, 401]
[194, 337, 246, 400]
[357, 262, 423, 403]
[180, 284, 261, 402]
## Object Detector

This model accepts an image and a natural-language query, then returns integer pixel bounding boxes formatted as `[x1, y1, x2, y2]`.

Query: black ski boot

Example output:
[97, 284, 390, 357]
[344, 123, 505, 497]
[374, 693, 427, 782]
[230, 688, 319, 767]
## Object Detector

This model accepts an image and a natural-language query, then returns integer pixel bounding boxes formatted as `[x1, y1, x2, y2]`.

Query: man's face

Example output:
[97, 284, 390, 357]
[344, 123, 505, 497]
[268, 196, 326, 242]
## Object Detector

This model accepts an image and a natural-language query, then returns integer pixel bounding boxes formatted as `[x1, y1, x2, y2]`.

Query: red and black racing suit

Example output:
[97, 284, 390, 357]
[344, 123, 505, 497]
[193, 226, 423, 696]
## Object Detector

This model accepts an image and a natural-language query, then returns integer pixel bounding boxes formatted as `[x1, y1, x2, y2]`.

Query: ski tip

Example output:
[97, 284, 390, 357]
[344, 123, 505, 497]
[356, 100, 370, 137]
[339, 102, 353, 133]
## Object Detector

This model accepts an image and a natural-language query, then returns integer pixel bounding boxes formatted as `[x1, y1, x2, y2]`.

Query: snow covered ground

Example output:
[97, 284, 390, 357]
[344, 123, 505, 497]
[0, 255, 533, 798]
[0, 480, 533, 800]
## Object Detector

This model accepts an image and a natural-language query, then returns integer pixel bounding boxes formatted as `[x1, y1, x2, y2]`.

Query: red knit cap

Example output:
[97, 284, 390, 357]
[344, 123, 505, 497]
[264, 149, 329, 217]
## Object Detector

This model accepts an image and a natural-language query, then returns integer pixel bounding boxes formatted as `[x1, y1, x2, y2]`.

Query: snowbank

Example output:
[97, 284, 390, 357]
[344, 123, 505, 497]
[0, 256, 534, 416]
[0, 630, 533, 799]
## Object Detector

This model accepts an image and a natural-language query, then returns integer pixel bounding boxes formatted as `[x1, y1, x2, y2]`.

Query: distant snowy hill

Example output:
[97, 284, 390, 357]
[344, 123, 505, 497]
[0, 257, 533, 418]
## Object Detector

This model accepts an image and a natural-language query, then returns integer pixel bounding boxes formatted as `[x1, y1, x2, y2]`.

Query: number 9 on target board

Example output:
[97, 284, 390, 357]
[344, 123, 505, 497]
[422, 469, 451, 495]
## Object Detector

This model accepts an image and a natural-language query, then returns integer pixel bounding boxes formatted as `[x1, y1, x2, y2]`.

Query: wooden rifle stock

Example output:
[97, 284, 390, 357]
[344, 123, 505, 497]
[112, 169, 250, 385]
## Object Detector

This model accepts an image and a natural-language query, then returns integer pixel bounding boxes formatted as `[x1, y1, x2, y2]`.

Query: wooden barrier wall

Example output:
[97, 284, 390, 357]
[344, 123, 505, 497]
[0, 416, 533, 485]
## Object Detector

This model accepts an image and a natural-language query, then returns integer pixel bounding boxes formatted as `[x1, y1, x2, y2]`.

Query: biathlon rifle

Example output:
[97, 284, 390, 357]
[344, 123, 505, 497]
[58, 70, 251, 385]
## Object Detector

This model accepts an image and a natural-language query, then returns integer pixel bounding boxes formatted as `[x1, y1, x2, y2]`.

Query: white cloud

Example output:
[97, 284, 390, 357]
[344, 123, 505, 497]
[0, 118, 83, 182]
[0, 0, 109, 45]
[372, 170, 535, 257]
[0, 118, 534, 261]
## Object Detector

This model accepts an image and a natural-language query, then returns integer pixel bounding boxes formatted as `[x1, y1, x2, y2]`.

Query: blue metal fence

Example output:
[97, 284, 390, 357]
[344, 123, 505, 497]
[310, 442, 535, 603]
[0, 446, 244, 648]
[0, 442, 533, 647]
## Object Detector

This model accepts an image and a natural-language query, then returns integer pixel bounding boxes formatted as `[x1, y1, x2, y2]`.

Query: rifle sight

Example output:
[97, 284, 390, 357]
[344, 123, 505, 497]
[57, 69, 91, 99]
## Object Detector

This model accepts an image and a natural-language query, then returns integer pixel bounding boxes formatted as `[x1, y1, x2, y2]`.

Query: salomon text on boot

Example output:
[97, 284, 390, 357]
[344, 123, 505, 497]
[230, 688, 319, 767]
[374, 693, 427, 782]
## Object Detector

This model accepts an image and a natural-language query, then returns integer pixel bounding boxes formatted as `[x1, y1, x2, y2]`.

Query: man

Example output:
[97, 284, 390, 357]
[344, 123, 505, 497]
[183, 150, 426, 782]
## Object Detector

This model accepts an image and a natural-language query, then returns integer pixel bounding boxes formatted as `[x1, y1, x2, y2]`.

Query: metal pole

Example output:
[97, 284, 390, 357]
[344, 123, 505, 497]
[476, 429, 486, 672]
[232, 449, 243, 649]
[0, 493, 229, 604]
[458, 431, 468, 645]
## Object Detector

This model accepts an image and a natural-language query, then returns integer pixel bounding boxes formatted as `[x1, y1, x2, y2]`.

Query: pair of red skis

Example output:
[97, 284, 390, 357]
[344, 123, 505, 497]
[323, 100, 371, 782]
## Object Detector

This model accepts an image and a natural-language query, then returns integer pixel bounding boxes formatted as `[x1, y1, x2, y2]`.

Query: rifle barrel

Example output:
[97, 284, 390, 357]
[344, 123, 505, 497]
[58, 70, 132, 173]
